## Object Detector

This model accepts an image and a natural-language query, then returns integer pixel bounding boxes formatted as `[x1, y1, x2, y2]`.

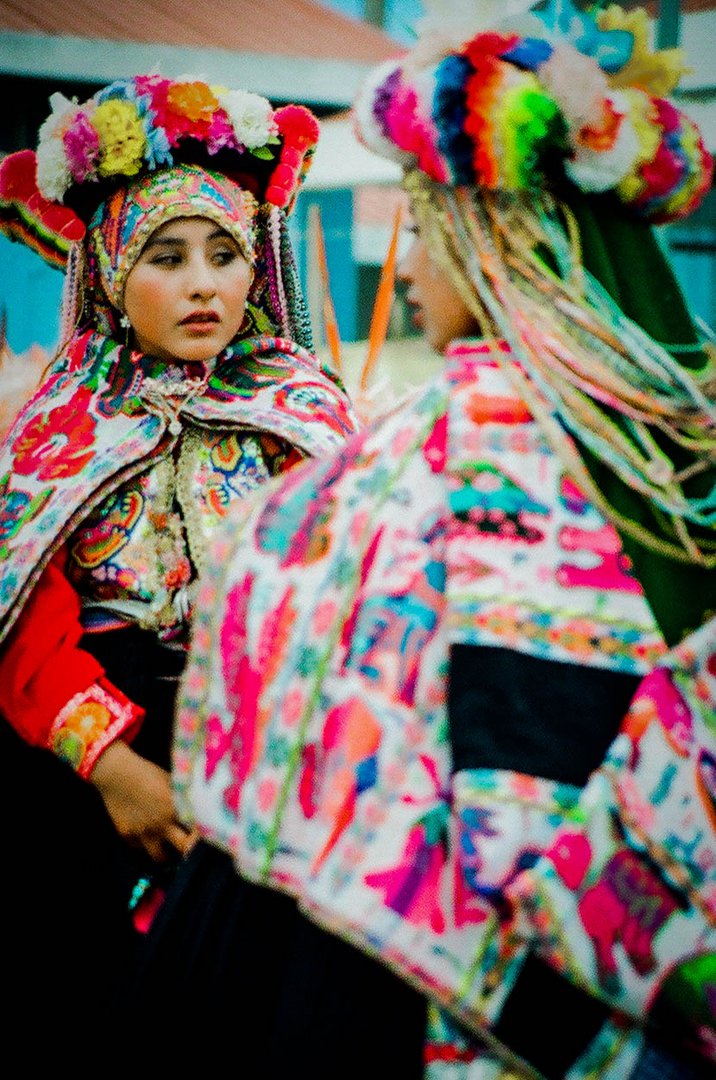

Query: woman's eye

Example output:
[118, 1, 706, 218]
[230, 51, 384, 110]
[150, 252, 182, 267]
[213, 248, 238, 266]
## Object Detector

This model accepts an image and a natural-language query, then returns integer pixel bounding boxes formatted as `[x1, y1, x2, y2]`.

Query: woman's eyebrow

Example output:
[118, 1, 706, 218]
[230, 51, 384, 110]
[142, 228, 236, 251]
[143, 235, 187, 250]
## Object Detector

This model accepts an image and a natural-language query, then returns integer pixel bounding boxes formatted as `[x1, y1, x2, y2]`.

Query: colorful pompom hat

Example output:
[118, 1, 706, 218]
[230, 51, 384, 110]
[0, 74, 320, 267]
[353, 0, 713, 223]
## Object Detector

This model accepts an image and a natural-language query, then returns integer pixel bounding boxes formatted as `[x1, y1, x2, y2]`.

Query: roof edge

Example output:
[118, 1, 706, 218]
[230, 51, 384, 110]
[0, 30, 375, 107]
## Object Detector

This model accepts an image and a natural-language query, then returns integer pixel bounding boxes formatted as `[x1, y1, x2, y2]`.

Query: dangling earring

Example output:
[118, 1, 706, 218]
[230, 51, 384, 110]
[119, 313, 131, 347]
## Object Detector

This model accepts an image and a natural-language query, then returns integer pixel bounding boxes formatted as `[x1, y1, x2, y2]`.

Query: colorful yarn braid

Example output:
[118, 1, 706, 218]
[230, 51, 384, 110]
[406, 170, 716, 566]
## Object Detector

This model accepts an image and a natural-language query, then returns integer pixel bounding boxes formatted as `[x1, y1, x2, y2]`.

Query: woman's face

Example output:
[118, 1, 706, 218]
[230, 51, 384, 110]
[397, 229, 479, 353]
[123, 217, 252, 363]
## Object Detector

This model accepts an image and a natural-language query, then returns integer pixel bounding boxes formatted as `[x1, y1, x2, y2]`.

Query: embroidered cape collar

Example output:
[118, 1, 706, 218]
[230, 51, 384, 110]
[0, 329, 357, 641]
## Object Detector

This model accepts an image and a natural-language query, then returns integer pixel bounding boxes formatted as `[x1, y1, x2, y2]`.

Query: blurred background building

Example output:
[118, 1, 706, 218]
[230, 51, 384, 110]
[0, 0, 714, 377]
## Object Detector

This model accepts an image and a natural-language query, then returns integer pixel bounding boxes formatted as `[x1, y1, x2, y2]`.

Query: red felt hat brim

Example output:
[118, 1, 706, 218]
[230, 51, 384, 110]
[0, 150, 86, 270]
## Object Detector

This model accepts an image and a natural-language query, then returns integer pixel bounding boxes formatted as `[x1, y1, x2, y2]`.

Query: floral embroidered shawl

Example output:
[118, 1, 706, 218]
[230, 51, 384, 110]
[0, 329, 357, 642]
[175, 341, 715, 1078]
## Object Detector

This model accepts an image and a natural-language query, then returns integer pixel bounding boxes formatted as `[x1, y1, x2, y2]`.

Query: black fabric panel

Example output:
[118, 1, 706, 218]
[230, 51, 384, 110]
[493, 953, 610, 1078]
[116, 841, 427, 1076]
[0, 715, 145, 1053]
[0, 625, 184, 1056]
[448, 644, 641, 786]
[80, 624, 184, 769]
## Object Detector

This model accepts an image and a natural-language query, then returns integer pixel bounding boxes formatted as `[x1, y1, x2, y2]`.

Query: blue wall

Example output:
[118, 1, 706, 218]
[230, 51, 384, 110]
[290, 188, 358, 344]
[0, 235, 63, 354]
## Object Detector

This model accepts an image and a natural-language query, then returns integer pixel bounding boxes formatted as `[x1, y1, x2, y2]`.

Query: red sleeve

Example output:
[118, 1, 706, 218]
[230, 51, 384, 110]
[277, 446, 305, 474]
[0, 549, 143, 777]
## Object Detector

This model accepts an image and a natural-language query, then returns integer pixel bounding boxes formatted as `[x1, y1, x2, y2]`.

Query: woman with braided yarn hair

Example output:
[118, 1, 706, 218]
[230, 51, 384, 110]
[160, 3, 716, 1077]
[0, 74, 356, 1046]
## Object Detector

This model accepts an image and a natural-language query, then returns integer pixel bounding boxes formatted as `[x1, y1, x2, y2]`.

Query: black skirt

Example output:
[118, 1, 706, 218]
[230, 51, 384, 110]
[0, 625, 183, 1049]
[116, 840, 428, 1077]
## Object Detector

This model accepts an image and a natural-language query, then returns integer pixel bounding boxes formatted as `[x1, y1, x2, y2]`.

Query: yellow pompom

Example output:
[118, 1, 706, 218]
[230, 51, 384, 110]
[93, 99, 147, 178]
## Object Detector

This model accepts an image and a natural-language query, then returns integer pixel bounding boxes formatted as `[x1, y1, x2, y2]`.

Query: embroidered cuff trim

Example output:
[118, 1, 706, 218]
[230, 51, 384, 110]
[48, 677, 142, 778]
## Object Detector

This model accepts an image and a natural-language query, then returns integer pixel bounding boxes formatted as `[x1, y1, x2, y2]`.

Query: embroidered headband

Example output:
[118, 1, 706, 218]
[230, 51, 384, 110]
[87, 164, 258, 310]
[353, 0, 712, 223]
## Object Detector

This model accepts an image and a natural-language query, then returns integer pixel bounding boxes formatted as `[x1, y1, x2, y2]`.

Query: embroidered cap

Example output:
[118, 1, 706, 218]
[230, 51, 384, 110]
[87, 164, 258, 310]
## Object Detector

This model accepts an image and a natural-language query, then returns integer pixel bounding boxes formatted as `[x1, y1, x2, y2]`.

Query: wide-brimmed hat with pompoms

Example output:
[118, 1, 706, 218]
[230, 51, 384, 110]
[353, 0, 712, 223]
[0, 74, 320, 267]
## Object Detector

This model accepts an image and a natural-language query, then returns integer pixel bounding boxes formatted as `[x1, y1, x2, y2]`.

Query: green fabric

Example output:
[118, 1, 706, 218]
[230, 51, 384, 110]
[566, 191, 715, 645]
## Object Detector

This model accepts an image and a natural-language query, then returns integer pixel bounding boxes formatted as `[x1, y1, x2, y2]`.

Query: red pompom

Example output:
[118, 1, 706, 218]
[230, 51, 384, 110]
[271, 163, 297, 187]
[0, 150, 85, 268]
[265, 184, 291, 208]
[275, 105, 320, 150]
[280, 146, 302, 169]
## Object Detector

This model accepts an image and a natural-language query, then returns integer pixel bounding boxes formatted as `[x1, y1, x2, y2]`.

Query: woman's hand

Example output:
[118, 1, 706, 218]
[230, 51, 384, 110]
[89, 740, 198, 862]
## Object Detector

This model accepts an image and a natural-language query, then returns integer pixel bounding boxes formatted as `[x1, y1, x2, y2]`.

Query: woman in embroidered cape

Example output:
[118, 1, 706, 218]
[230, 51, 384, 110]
[0, 74, 356, 1045]
[134, 3, 716, 1077]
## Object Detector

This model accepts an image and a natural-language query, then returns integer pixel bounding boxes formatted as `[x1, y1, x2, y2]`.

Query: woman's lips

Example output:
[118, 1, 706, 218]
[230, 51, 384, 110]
[180, 312, 220, 332]
[407, 303, 423, 329]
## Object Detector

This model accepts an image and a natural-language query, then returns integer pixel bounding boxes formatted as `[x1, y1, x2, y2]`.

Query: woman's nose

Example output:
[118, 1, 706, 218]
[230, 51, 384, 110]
[397, 239, 416, 284]
[189, 255, 217, 297]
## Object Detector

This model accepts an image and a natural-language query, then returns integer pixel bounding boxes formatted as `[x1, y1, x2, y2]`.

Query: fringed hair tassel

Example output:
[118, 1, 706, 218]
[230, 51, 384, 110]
[59, 241, 87, 348]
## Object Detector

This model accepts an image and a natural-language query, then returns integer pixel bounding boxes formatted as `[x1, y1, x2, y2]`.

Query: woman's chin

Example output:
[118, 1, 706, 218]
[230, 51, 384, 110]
[174, 339, 233, 364]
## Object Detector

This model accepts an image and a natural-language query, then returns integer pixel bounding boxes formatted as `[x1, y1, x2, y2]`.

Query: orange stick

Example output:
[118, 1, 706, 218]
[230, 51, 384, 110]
[360, 204, 402, 393]
[312, 205, 343, 373]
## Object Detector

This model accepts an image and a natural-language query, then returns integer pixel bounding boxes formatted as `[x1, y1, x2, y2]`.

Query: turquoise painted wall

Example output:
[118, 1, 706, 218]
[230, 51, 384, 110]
[290, 188, 358, 343]
[0, 235, 63, 354]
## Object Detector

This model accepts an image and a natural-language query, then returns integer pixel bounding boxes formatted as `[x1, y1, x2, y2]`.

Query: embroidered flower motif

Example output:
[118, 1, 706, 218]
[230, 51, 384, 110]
[11, 394, 97, 480]
[52, 700, 113, 768]
[365, 811, 449, 934]
[0, 478, 52, 552]
[274, 382, 342, 424]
